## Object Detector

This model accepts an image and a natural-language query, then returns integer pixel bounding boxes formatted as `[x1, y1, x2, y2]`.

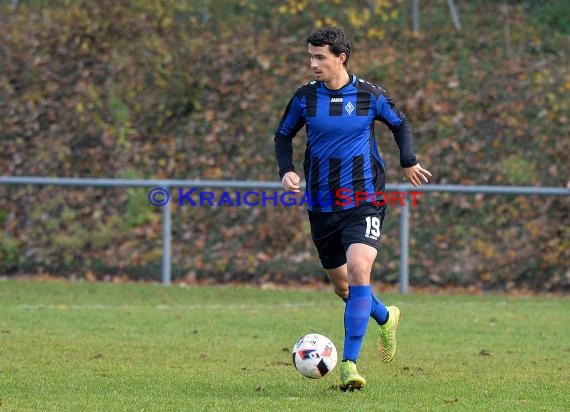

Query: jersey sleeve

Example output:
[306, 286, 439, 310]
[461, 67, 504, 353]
[274, 93, 305, 179]
[376, 93, 418, 168]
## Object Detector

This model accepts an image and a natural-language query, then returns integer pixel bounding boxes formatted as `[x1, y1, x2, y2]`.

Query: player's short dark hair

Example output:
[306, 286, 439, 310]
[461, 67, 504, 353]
[306, 26, 352, 66]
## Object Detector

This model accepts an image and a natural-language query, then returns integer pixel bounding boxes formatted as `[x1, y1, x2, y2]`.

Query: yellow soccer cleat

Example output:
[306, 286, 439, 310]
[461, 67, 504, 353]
[339, 360, 366, 392]
[377, 306, 401, 363]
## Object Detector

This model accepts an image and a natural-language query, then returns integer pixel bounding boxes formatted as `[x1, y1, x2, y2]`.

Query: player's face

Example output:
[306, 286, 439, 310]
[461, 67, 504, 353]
[308, 44, 345, 83]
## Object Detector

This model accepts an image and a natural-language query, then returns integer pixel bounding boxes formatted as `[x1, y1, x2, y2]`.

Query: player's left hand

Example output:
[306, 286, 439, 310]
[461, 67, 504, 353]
[403, 163, 432, 187]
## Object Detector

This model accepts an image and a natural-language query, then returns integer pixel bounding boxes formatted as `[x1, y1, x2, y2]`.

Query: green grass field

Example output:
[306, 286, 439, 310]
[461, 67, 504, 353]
[0, 280, 568, 411]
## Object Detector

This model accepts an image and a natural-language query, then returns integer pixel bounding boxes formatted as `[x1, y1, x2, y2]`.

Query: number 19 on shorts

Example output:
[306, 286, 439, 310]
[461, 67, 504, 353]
[364, 216, 381, 240]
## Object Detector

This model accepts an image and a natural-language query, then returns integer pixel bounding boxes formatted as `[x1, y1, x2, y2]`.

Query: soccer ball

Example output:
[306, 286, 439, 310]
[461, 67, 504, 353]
[291, 333, 337, 379]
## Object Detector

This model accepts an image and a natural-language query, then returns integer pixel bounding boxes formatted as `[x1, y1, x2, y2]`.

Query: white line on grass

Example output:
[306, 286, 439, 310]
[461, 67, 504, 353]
[16, 302, 318, 310]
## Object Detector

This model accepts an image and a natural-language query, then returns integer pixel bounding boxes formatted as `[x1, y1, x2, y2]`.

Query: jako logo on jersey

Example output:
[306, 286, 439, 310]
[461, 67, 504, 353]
[330, 97, 343, 103]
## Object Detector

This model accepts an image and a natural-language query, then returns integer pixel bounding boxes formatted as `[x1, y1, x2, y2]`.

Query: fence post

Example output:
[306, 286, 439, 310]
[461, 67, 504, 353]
[412, 0, 420, 33]
[161, 185, 171, 285]
[399, 202, 410, 294]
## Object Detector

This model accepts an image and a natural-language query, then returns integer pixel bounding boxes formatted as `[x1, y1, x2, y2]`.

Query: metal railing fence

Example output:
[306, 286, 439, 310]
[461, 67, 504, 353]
[1, 176, 568, 293]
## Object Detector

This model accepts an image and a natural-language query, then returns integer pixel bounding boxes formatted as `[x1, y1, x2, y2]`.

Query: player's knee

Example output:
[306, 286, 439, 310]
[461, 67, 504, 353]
[335, 287, 348, 300]
[347, 264, 372, 280]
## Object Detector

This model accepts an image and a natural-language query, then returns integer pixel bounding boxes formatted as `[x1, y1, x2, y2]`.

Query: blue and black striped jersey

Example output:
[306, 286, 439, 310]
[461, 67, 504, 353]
[275, 74, 417, 212]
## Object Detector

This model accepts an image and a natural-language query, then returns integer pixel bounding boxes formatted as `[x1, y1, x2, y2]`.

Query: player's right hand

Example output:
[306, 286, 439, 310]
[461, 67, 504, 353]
[282, 171, 301, 193]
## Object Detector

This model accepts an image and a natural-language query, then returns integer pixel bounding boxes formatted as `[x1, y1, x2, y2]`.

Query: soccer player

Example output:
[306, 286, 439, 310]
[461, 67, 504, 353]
[274, 26, 431, 391]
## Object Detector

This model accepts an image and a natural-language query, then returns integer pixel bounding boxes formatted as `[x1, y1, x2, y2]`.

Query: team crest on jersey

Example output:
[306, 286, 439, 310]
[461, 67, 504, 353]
[345, 101, 354, 115]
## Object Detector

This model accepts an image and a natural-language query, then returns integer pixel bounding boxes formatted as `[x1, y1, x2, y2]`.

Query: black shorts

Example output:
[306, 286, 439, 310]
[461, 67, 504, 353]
[308, 202, 387, 270]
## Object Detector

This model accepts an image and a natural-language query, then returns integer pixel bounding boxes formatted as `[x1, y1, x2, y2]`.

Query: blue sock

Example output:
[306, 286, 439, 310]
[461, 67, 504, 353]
[342, 285, 372, 362]
[370, 292, 389, 325]
[341, 291, 388, 325]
